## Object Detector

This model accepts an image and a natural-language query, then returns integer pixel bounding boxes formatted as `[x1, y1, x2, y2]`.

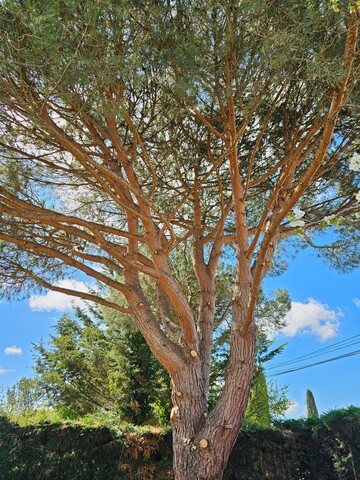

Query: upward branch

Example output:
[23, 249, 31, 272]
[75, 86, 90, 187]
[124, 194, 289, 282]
[0, 0, 359, 404]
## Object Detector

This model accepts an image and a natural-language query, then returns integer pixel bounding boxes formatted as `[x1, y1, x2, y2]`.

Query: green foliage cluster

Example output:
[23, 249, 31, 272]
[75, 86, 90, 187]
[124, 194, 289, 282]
[0, 308, 171, 426]
[0, 377, 45, 417]
[0, 415, 172, 480]
[0, 407, 358, 480]
[0, 0, 358, 303]
[3, 258, 290, 428]
[228, 406, 360, 479]
[1, 270, 291, 428]
[32, 308, 170, 425]
[244, 366, 271, 427]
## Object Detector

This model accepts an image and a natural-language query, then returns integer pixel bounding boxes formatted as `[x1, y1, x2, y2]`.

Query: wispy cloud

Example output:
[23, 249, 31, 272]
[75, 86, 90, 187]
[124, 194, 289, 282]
[282, 298, 341, 341]
[0, 368, 15, 375]
[29, 279, 90, 312]
[353, 297, 360, 308]
[4, 345, 22, 356]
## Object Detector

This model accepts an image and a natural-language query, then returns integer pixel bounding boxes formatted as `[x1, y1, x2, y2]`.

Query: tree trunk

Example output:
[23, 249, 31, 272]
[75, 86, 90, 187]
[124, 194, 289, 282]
[171, 332, 256, 480]
[172, 422, 238, 480]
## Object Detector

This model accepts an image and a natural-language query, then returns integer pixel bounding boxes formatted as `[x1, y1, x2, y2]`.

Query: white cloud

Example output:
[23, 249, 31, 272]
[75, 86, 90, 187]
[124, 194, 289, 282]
[284, 401, 307, 419]
[353, 297, 360, 308]
[285, 401, 300, 416]
[29, 279, 90, 312]
[0, 368, 15, 375]
[282, 298, 341, 341]
[4, 345, 22, 356]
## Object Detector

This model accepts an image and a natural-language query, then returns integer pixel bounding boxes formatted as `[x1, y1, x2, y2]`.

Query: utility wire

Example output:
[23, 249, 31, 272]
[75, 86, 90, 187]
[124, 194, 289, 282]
[267, 333, 360, 371]
[267, 339, 360, 371]
[268, 348, 360, 377]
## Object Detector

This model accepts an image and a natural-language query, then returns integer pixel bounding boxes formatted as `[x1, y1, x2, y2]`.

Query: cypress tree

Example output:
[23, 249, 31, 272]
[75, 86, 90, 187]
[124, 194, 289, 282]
[244, 367, 271, 427]
[306, 389, 319, 418]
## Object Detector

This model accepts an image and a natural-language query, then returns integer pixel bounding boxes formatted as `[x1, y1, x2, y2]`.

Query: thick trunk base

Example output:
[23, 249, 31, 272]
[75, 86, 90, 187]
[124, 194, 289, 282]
[173, 444, 227, 480]
[171, 331, 257, 480]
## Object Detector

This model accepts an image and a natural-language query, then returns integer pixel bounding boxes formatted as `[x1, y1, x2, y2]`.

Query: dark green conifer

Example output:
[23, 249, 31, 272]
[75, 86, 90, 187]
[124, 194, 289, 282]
[306, 389, 319, 418]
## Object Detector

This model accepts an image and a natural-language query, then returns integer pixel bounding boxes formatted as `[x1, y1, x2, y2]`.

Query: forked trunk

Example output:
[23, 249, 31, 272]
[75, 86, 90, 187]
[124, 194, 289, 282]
[171, 332, 256, 480]
[172, 420, 238, 480]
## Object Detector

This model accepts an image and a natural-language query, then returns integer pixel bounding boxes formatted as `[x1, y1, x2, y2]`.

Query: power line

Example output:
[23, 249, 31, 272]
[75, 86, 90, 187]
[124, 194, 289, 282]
[268, 333, 360, 369]
[268, 348, 360, 377]
[267, 333, 360, 371]
[267, 339, 360, 371]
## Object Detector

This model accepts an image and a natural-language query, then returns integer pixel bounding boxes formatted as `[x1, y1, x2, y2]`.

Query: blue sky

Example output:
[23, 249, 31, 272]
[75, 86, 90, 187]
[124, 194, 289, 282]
[264, 248, 360, 417]
[0, 247, 359, 418]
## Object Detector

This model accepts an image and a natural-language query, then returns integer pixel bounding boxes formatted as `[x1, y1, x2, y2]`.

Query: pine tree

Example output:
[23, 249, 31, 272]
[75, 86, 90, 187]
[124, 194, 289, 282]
[1, 1, 359, 477]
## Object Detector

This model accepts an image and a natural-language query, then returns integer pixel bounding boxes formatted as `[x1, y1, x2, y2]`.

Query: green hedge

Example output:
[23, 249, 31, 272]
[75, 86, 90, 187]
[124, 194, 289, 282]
[0, 407, 359, 479]
[0, 418, 173, 479]
[225, 407, 360, 480]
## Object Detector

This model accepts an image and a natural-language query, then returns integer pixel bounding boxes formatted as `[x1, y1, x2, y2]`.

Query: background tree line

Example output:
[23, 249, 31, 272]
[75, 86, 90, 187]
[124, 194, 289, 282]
[1, 257, 292, 427]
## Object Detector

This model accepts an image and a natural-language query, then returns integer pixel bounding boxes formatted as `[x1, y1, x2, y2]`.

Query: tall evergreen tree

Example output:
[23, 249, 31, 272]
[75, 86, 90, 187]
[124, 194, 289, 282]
[242, 333, 291, 426]
[306, 389, 320, 418]
[244, 366, 271, 427]
[0, 1, 359, 477]
[34, 308, 170, 424]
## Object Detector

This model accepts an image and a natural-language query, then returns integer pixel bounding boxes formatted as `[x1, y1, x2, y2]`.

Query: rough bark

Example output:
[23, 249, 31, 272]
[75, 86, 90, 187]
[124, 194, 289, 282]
[171, 330, 257, 480]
